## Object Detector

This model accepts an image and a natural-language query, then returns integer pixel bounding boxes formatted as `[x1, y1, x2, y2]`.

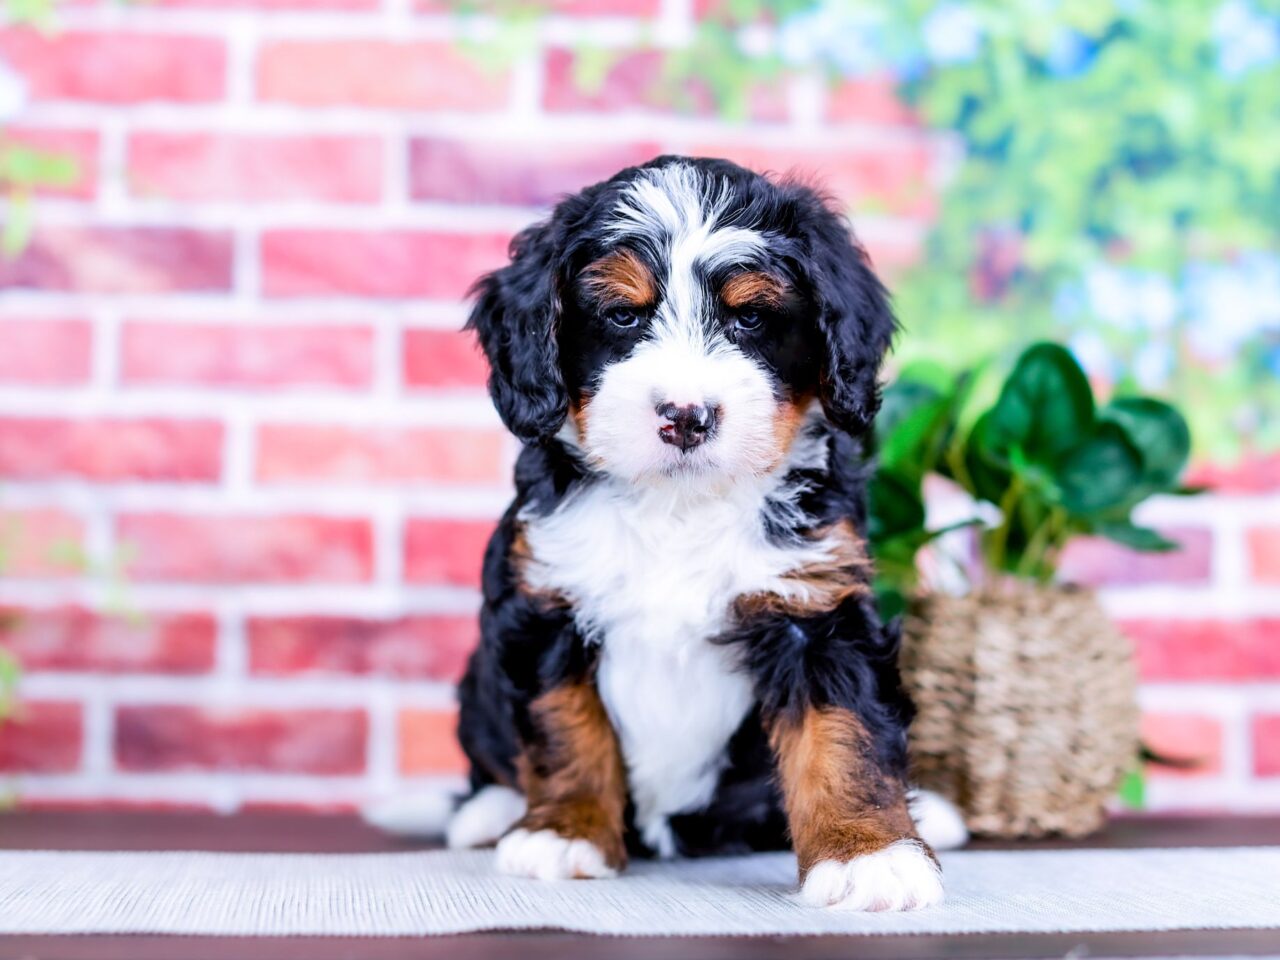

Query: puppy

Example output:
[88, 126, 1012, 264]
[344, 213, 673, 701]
[450, 156, 941, 910]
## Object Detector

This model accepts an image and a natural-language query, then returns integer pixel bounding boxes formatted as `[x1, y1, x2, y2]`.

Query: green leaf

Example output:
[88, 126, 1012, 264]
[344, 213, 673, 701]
[1102, 396, 1191, 491]
[879, 396, 950, 481]
[2, 193, 33, 258]
[986, 342, 1096, 468]
[874, 583, 908, 623]
[0, 147, 79, 189]
[1117, 766, 1146, 810]
[868, 469, 925, 543]
[876, 379, 943, 454]
[1093, 520, 1179, 552]
[963, 410, 1015, 503]
[1057, 422, 1144, 515]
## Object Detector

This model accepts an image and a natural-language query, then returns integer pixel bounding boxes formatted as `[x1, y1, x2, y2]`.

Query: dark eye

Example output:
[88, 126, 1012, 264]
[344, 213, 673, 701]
[606, 308, 641, 329]
[734, 309, 764, 332]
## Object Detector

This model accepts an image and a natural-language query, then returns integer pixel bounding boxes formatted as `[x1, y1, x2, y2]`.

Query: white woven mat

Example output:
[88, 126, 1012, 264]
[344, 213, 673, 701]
[1, 846, 1278, 938]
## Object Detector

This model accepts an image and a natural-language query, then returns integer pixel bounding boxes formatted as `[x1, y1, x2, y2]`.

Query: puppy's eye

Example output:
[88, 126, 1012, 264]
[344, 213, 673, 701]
[606, 308, 642, 329]
[734, 309, 764, 332]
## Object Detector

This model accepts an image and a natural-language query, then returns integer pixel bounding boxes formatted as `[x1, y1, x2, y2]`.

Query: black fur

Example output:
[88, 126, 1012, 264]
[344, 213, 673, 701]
[458, 156, 906, 858]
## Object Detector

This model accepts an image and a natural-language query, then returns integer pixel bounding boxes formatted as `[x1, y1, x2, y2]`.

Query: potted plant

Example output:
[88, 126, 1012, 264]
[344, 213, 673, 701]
[870, 342, 1194, 837]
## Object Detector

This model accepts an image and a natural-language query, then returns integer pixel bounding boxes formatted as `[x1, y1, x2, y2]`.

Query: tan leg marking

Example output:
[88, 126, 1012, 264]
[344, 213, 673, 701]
[514, 681, 628, 871]
[769, 705, 927, 880]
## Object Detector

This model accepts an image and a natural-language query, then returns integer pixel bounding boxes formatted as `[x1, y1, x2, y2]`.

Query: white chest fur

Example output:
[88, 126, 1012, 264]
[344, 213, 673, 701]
[520, 475, 833, 856]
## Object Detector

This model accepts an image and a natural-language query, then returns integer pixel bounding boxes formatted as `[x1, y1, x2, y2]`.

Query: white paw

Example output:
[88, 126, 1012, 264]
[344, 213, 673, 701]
[800, 839, 944, 911]
[446, 785, 526, 850]
[909, 788, 970, 851]
[495, 827, 617, 880]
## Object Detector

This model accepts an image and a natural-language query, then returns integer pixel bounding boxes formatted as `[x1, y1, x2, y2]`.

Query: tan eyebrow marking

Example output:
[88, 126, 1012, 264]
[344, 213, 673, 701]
[721, 271, 788, 309]
[580, 249, 656, 308]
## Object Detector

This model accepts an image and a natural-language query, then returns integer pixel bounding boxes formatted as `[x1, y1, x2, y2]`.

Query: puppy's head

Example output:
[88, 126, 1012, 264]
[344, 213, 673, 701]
[467, 156, 896, 484]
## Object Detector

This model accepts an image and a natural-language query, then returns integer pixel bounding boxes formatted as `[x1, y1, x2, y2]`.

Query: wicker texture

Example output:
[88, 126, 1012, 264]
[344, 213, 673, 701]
[902, 584, 1140, 838]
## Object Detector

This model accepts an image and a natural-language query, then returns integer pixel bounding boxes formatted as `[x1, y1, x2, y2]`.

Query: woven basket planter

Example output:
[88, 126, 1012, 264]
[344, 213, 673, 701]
[901, 583, 1140, 838]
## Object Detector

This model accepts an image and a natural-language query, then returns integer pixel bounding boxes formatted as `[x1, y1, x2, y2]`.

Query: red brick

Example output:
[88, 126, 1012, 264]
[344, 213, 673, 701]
[827, 75, 918, 127]
[0, 318, 92, 385]
[118, 513, 374, 584]
[1248, 527, 1280, 583]
[255, 425, 505, 484]
[407, 138, 660, 207]
[0, 702, 82, 773]
[0, 227, 233, 294]
[258, 41, 509, 110]
[544, 48, 786, 121]
[686, 142, 937, 218]
[1058, 527, 1213, 587]
[0, 418, 223, 482]
[1, 128, 99, 199]
[262, 230, 510, 299]
[115, 705, 367, 774]
[398, 708, 466, 775]
[0, 29, 225, 103]
[1, 606, 216, 674]
[1141, 712, 1223, 779]
[403, 518, 494, 588]
[0, 509, 86, 578]
[128, 133, 383, 204]
[121, 322, 374, 389]
[403, 329, 489, 390]
[1187, 454, 1280, 493]
[247, 614, 475, 681]
[1119, 619, 1280, 681]
[1255, 715, 1280, 777]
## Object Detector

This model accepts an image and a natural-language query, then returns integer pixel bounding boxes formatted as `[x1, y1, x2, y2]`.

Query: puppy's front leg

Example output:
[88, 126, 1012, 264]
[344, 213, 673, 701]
[770, 706, 943, 910]
[497, 680, 627, 880]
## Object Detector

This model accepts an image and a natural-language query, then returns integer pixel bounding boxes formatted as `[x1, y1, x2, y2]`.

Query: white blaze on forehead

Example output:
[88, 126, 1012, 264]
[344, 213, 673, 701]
[581, 163, 786, 484]
[607, 164, 769, 347]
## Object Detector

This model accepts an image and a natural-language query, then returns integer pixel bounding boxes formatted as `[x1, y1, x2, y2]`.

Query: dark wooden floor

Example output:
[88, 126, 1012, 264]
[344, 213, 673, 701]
[2, 811, 1278, 960]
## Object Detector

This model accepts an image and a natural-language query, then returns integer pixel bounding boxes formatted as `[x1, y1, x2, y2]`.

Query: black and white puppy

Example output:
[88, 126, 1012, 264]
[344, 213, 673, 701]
[445, 156, 943, 910]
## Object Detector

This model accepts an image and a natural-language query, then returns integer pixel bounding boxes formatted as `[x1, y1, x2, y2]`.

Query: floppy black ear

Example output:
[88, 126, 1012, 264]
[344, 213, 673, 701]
[465, 220, 568, 443]
[796, 192, 898, 436]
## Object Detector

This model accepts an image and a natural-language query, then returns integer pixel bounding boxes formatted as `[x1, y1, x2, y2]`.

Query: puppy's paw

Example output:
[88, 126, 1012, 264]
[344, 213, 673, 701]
[495, 827, 618, 881]
[800, 839, 943, 911]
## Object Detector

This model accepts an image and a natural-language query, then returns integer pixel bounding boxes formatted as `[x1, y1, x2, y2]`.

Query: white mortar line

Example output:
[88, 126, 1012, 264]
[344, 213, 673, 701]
[0, 581, 484, 617]
[365, 680, 400, 799]
[13, 771, 466, 807]
[0, 388, 502, 423]
[80, 689, 115, 779]
[19, 672, 458, 707]
[11, 102, 938, 149]
[1, 294, 471, 327]
[215, 600, 249, 680]
[0, 482, 514, 517]
[224, 13, 257, 108]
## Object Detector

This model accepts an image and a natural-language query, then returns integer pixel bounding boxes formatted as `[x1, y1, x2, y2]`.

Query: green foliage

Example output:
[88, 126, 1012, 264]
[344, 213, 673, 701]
[561, 0, 1280, 460]
[870, 341, 1194, 608]
[3, 0, 59, 26]
[880, 0, 1280, 459]
[0, 145, 80, 256]
[1, 0, 82, 256]
[1116, 765, 1147, 810]
[869, 364, 977, 617]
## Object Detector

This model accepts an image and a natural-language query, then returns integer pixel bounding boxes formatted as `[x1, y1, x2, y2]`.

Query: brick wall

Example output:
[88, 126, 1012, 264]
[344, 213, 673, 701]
[0, 0, 1276, 813]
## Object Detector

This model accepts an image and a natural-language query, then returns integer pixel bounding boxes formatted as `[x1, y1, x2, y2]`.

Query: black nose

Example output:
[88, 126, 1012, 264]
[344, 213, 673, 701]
[656, 402, 719, 452]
